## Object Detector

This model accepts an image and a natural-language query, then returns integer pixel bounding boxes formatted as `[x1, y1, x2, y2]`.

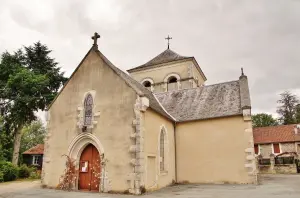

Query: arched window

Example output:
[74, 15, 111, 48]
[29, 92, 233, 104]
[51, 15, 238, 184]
[167, 76, 178, 91]
[160, 129, 165, 171]
[141, 78, 154, 91]
[143, 80, 151, 88]
[168, 76, 177, 83]
[84, 94, 93, 126]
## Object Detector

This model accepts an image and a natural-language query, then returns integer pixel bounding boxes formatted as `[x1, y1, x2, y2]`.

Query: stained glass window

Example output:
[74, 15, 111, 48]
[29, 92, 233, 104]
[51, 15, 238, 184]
[84, 94, 93, 126]
[160, 130, 165, 171]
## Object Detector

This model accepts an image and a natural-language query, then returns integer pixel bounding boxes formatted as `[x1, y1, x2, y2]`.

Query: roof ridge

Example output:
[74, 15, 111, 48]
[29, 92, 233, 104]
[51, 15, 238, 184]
[145, 48, 188, 64]
[254, 124, 297, 129]
[155, 80, 239, 96]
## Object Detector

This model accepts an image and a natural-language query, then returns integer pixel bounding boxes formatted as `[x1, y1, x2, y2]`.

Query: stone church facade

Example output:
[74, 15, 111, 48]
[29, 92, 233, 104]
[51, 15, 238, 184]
[42, 34, 257, 194]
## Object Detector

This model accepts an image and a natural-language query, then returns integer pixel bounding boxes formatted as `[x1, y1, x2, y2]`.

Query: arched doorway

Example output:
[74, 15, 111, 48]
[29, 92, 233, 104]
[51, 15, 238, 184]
[79, 144, 101, 191]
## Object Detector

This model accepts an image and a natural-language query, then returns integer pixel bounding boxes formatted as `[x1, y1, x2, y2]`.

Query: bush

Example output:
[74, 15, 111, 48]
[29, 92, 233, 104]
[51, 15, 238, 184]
[29, 171, 40, 179]
[18, 164, 35, 178]
[0, 161, 18, 182]
[0, 171, 4, 182]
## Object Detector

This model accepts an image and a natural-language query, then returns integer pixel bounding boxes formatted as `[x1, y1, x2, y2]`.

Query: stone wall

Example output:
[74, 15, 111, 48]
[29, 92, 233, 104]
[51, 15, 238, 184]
[281, 143, 296, 153]
[258, 164, 297, 174]
[257, 155, 298, 174]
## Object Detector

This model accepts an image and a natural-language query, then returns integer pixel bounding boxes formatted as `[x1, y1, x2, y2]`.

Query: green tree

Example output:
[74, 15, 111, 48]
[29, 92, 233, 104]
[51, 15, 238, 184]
[252, 113, 278, 127]
[0, 42, 67, 165]
[295, 104, 300, 123]
[276, 91, 300, 125]
[0, 117, 13, 161]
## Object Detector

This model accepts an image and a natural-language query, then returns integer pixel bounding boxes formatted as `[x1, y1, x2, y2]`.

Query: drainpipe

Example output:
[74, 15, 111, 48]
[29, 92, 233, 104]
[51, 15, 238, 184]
[173, 121, 177, 183]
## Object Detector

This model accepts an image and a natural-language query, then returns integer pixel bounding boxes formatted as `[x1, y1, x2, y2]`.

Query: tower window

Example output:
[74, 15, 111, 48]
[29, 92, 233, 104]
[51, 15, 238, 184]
[168, 76, 177, 83]
[143, 81, 151, 88]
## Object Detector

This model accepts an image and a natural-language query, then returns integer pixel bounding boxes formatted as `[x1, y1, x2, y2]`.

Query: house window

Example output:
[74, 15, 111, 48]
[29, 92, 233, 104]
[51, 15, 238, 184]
[160, 130, 165, 171]
[84, 94, 93, 126]
[32, 155, 40, 165]
[254, 145, 259, 154]
[273, 143, 280, 154]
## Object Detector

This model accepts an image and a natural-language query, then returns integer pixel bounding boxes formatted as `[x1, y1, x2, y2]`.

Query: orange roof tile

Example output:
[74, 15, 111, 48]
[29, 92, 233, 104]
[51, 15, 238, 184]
[253, 124, 300, 144]
[22, 144, 44, 155]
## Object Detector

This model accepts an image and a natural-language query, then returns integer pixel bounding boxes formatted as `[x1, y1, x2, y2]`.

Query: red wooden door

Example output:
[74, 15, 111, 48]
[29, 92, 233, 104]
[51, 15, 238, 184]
[79, 144, 101, 191]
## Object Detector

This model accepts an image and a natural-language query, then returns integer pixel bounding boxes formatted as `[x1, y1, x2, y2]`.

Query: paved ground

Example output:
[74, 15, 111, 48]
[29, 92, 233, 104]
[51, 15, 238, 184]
[0, 174, 299, 198]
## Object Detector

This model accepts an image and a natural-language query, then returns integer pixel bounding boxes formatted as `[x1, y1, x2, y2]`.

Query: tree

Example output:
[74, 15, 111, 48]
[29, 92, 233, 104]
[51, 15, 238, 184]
[0, 117, 13, 161]
[0, 42, 67, 165]
[276, 91, 300, 125]
[252, 113, 278, 127]
[295, 104, 300, 123]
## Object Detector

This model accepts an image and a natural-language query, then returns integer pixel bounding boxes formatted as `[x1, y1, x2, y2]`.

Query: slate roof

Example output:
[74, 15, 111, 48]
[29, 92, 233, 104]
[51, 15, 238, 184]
[95, 50, 175, 121]
[23, 144, 44, 155]
[155, 81, 242, 122]
[253, 125, 300, 144]
[127, 49, 191, 72]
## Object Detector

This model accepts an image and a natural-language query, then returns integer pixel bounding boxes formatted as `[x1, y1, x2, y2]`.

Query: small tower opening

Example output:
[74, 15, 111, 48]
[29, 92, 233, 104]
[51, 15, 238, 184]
[143, 81, 152, 88]
[168, 76, 177, 83]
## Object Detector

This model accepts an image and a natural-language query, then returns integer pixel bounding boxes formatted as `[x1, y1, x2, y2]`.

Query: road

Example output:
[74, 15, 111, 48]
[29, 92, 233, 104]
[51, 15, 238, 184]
[0, 174, 299, 198]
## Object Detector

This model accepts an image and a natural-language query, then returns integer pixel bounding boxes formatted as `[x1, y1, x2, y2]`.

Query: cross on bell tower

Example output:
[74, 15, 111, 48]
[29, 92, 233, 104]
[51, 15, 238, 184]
[165, 35, 172, 49]
[91, 32, 100, 49]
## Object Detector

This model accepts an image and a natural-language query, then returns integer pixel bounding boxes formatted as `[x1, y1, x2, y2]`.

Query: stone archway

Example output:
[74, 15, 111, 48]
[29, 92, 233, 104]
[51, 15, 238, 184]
[67, 133, 108, 192]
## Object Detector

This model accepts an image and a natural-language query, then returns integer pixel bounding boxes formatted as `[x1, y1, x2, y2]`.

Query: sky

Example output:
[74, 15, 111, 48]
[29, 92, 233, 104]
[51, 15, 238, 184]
[0, 0, 300, 121]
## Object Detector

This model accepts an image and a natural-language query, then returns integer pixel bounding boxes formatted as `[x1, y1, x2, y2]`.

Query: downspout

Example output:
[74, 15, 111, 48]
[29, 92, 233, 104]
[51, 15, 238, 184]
[173, 121, 177, 183]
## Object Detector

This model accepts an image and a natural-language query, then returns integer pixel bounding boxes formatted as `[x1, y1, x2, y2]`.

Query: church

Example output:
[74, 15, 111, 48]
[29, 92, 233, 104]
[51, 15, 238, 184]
[42, 33, 257, 194]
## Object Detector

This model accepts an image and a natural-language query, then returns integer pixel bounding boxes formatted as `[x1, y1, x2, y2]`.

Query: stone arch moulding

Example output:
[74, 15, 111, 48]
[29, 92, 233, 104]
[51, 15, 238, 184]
[77, 90, 101, 132]
[67, 133, 110, 192]
[163, 73, 181, 83]
[163, 73, 181, 91]
[141, 78, 154, 91]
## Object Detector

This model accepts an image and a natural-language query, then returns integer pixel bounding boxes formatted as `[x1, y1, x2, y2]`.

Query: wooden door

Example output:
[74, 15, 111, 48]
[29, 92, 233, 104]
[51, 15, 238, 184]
[79, 144, 101, 191]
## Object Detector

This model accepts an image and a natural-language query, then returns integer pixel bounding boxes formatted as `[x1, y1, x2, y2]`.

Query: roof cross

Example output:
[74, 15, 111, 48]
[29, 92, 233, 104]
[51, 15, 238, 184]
[165, 35, 172, 49]
[91, 32, 100, 47]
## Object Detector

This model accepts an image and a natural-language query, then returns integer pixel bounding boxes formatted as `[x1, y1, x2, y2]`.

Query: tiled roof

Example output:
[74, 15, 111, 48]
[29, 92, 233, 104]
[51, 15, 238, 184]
[155, 81, 243, 122]
[23, 144, 44, 155]
[253, 124, 300, 144]
[127, 49, 191, 72]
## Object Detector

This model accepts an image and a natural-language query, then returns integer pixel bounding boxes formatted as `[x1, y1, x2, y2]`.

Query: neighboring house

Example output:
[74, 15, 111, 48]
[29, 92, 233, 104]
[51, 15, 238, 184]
[22, 144, 44, 170]
[42, 33, 256, 194]
[253, 124, 300, 174]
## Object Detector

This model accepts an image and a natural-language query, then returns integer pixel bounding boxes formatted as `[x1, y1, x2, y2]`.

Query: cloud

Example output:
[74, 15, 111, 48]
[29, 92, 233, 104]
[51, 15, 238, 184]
[0, 0, 300, 117]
